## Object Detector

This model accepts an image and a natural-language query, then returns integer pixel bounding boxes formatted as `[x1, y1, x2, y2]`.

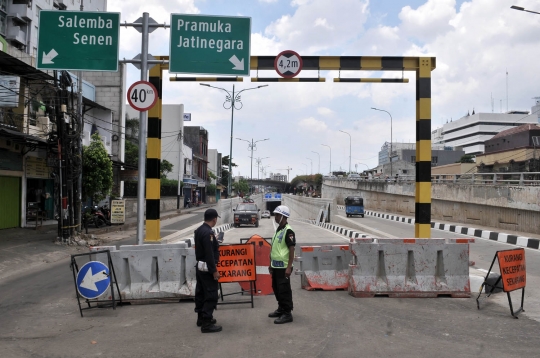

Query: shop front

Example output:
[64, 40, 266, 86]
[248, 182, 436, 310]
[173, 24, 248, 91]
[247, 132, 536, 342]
[25, 155, 55, 220]
[0, 150, 23, 229]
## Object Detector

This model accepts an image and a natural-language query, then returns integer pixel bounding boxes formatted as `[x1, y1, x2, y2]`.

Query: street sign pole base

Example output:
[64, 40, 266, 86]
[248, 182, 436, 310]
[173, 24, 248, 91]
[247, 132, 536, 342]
[70, 250, 123, 317]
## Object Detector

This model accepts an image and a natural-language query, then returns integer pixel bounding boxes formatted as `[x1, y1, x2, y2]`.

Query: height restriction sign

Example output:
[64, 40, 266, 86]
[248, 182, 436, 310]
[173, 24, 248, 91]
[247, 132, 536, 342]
[127, 81, 158, 111]
[274, 50, 303, 78]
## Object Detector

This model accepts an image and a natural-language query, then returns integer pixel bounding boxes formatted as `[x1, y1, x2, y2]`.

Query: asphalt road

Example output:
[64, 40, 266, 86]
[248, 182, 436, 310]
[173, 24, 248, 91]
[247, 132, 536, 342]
[1, 214, 539, 357]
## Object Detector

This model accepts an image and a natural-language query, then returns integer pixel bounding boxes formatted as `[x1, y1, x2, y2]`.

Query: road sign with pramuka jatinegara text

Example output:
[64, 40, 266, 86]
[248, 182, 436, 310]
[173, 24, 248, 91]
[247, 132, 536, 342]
[37, 10, 120, 71]
[169, 14, 251, 76]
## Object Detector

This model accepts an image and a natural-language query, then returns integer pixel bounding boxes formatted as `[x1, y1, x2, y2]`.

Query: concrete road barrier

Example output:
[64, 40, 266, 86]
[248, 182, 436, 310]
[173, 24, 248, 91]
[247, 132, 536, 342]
[348, 238, 474, 298]
[90, 243, 196, 301]
[295, 245, 352, 290]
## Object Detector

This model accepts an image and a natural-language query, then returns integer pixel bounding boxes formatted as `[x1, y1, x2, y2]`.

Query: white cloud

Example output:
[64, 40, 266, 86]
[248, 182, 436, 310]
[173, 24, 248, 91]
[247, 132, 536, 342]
[298, 117, 328, 132]
[317, 107, 334, 116]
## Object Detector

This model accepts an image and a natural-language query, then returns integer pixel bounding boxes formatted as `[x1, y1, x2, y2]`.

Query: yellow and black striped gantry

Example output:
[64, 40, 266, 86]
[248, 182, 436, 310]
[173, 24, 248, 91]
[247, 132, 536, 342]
[162, 56, 435, 238]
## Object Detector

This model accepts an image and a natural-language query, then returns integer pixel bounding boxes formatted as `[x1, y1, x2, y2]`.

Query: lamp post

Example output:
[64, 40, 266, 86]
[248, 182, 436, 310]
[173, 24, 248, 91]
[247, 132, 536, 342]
[306, 157, 312, 175]
[255, 156, 269, 193]
[321, 144, 331, 175]
[371, 107, 393, 177]
[511, 5, 540, 14]
[339, 130, 351, 174]
[236, 137, 270, 194]
[200, 83, 268, 196]
[311, 151, 320, 174]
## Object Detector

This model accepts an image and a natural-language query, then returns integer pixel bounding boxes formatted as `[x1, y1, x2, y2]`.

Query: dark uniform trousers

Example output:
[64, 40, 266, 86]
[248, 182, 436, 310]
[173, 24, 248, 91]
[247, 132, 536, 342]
[195, 269, 219, 319]
[271, 268, 293, 313]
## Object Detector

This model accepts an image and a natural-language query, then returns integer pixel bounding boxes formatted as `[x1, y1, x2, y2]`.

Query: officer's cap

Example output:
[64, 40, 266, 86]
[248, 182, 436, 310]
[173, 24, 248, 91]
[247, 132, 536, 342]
[204, 208, 221, 220]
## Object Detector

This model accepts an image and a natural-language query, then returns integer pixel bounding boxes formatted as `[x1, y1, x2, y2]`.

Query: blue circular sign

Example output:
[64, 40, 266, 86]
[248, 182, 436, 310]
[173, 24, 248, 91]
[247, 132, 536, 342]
[76, 261, 111, 299]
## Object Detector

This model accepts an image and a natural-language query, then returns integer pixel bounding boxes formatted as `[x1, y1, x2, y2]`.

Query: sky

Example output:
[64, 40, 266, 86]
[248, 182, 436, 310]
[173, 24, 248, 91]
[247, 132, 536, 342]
[109, 0, 540, 180]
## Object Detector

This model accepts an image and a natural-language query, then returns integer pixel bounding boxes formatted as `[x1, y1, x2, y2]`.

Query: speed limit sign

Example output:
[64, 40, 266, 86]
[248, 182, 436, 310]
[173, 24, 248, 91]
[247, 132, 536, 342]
[274, 50, 303, 78]
[127, 81, 158, 111]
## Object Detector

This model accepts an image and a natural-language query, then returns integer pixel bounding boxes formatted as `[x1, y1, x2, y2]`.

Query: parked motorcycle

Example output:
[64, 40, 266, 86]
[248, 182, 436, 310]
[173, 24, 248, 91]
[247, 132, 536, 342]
[83, 205, 111, 229]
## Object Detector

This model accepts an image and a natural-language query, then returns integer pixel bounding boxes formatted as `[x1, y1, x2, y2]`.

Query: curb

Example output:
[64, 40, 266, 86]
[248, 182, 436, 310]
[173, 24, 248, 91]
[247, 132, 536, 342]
[362, 210, 540, 250]
[294, 218, 371, 239]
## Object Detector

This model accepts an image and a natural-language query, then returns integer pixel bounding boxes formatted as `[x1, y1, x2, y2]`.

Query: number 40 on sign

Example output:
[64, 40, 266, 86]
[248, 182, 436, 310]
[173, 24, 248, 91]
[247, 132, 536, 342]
[127, 81, 158, 111]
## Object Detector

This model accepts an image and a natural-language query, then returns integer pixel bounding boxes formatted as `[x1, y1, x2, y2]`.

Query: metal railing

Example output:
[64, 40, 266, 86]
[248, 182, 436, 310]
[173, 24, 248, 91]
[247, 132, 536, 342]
[323, 172, 540, 186]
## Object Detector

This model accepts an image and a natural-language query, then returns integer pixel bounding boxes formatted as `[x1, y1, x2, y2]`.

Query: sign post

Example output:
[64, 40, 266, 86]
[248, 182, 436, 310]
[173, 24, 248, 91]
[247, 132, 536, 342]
[110, 200, 125, 224]
[476, 248, 526, 318]
[127, 81, 158, 111]
[37, 10, 120, 71]
[216, 243, 256, 307]
[169, 14, 251, 76]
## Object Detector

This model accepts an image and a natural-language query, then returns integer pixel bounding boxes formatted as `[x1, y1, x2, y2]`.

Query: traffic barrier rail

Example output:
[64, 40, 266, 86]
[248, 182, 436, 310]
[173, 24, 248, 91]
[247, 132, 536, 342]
[295, 245, 352, 290]
[348, 238, 474, 298]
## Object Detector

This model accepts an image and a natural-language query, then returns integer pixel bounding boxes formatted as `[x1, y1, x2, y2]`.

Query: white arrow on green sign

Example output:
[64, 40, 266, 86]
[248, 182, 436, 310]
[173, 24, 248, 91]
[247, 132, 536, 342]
[37, 10, 120, 71]
[169, 14, 251, 76]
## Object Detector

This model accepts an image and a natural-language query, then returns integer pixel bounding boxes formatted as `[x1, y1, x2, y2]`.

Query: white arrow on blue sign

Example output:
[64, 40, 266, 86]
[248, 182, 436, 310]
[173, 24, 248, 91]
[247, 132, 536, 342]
[76, 261, 111, 299]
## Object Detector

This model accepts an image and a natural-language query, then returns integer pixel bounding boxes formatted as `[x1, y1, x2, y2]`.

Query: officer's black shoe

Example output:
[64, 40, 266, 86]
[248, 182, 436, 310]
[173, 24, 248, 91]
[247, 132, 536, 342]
[196, 313, 216, 327]
[274, 313, 293, 324]
[268, 309, 284, 318]
[201, 321, 222, 333]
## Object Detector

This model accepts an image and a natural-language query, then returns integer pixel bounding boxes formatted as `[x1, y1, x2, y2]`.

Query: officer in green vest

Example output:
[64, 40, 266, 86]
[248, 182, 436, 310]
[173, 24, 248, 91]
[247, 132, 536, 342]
[268, 205, 295, 324]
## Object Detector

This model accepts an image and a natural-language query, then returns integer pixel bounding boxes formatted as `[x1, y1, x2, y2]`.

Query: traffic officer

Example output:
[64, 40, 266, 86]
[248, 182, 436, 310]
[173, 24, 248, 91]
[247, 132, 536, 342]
[268, 205, 295, 324]
[194, 208, 222, 333]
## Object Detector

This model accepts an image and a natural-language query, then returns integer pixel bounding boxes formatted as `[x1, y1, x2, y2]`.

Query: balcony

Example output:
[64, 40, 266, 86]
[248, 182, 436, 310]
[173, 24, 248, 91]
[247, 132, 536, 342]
[8, 4, 33, 22]
[6, 26, 25, 46]
[0, 110, 24, 132]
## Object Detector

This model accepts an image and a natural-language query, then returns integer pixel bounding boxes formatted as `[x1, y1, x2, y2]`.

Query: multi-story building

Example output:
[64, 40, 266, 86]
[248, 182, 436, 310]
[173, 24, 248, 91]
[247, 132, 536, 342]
[184, 126, 209, 203]
[378, 142, 465, 168]
[0, 0, 124, 230]
[431, 107, 538, 155]
[270, 173, 287, 182]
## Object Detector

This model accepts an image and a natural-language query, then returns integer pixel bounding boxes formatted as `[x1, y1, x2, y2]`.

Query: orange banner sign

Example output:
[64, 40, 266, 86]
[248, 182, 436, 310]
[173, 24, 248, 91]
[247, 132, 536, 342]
[217, 243, 256, 283]
[497, 248, 526, 292]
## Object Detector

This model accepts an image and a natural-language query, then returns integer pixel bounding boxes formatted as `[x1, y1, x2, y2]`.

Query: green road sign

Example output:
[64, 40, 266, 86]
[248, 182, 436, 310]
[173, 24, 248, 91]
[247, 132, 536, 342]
[169, 14, 251, 76]
[37, 10, 120, 71]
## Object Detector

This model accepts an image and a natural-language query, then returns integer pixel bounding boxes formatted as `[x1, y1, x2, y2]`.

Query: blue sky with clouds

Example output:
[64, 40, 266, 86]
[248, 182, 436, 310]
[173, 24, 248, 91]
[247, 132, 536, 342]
[110, 0, 540, 178]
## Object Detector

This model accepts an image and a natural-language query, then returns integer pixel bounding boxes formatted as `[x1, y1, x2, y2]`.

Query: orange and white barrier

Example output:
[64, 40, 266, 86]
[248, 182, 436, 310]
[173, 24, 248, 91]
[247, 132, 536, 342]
[295, 245, 352, 290]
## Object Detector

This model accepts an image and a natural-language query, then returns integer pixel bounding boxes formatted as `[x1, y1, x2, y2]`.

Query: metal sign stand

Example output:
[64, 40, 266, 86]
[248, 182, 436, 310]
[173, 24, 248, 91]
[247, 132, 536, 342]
[476, 250, 526, 318]
[70, 250, 122, 317]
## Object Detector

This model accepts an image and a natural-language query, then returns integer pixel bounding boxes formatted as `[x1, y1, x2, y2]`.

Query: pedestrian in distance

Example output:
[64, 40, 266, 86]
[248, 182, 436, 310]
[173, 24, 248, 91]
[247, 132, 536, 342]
[268, 205, 295, 324]
[194, 208, 222, 333]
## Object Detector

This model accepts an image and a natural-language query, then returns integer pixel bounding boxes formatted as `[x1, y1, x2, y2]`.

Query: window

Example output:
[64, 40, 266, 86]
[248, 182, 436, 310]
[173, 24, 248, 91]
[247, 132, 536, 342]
[0, 12, 6, 36]
[411, 156, 416, 163]
[0, 0, 6, 12]
[432, 156, 438, 164]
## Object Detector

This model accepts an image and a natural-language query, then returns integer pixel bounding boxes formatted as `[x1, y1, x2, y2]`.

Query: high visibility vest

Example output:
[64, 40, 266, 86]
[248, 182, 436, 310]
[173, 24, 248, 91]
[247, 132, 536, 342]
[271, 223, 293, 268]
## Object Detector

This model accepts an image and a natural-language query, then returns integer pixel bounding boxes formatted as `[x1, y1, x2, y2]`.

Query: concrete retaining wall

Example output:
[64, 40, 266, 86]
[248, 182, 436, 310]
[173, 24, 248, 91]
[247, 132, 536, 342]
[322, 179, 540, 235]
[283, 195, 334, 221]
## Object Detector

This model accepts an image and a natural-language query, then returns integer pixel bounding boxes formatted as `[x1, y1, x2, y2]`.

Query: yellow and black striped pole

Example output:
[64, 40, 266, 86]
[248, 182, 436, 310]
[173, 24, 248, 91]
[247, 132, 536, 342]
[145, 60, 163, 242]
[415, 57, 432, 238]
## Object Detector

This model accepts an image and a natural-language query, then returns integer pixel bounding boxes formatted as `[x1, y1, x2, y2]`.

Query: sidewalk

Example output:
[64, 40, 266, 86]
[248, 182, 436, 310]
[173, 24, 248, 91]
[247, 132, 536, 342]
[0, 203, 214, 282]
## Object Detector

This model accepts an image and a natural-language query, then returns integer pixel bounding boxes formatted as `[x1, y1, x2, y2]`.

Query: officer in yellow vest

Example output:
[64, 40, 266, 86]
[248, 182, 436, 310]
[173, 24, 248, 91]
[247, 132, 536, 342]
[268, 205, 295, 324]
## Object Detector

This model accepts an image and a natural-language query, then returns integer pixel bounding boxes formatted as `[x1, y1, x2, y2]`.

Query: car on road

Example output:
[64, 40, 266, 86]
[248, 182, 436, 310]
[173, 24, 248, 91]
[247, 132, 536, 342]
[347, 173, 361, 181]
[233, 203, 260, 227]
[261, 210, 271, 219]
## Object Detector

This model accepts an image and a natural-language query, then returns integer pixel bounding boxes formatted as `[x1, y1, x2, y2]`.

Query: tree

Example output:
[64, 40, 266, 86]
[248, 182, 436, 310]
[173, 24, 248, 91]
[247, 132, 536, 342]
[83, 133, 113, 203]
[125, 140, 138, 167]
[161, 159, 173, 179]
[457, 154, 475, 163]
[233, 178, 249, 195]
[221, 155, 237, 186]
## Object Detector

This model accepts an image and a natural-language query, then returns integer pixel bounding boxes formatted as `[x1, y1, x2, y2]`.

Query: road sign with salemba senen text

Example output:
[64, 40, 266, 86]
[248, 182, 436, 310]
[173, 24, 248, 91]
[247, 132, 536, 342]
[169, 14, 251, 76]
[37, 10, 120, 71]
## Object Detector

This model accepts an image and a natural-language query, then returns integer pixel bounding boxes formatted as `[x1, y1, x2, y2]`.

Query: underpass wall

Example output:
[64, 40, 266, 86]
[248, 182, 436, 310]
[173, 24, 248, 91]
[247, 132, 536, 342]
[282, 195, 334, 221]
[216, 194, 263, 224]
[322, 179, 540, 235]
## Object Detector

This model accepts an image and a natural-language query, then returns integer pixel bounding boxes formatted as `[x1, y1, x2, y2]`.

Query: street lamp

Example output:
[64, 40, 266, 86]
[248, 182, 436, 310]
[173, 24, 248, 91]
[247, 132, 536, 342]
[321, 144, 331, 175]
[236, 137, 270, 194]
[311, 151, 320, 174]
[306, 157, 312, 175]
[511, 5, 540, 15]
[200, 83, 268, 196]
[339, 130, 351, 173]
[371, 107, 393, 177]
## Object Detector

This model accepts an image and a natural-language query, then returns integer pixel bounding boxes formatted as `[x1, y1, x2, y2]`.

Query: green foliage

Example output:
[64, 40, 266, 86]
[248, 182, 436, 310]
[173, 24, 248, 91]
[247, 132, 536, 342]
[207, 170, 217, 180]
[233, 178, 249, 194]
[206, 184, 216, 195]
[83, 133, 113, 203]
[125, 140, 139, 167]
[161, 159, 173, 179]
[457, 154, 475, 163]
